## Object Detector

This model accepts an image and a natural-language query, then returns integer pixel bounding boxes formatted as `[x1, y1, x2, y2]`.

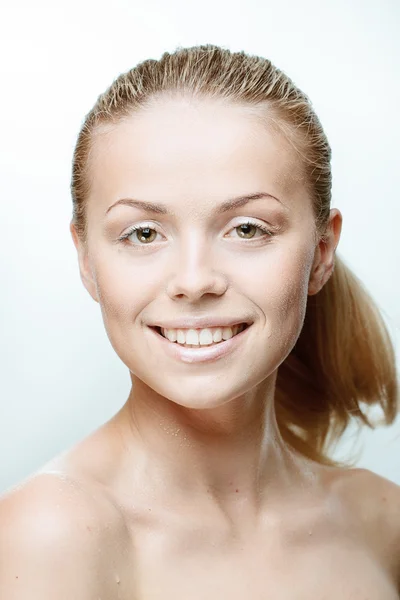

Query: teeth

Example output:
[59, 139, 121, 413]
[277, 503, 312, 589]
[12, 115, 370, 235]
[161, 324, 246, 346]
[222, 327, 234, 341]
[177, 330, 186, 344]
[213, 328, 223, 343]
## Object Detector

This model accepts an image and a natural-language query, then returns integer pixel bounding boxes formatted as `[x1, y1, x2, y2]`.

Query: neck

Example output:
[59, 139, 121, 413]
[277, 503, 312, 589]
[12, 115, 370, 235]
[112, 372, 318, 525]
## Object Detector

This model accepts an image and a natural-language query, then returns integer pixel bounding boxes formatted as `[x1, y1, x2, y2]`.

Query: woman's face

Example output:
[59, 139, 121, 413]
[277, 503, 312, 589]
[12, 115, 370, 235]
[74, 97, 324, 409]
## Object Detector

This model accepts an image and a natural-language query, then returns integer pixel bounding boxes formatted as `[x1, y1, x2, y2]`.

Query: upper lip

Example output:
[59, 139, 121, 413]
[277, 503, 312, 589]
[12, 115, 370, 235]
[148, 317, 253, 330]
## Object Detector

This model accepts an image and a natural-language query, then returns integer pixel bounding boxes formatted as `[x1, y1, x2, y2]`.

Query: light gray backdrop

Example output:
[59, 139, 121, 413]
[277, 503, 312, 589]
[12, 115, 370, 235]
[1, 0, 399, 492]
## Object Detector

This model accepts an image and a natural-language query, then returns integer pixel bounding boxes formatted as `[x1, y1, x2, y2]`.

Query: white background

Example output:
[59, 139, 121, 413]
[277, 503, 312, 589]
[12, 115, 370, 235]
[1, 0, 399, 492]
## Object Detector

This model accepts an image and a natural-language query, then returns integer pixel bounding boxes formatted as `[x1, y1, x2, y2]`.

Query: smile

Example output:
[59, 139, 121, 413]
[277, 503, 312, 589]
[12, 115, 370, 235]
[156, 323, 248, 347]
[148, 323, 252, 364]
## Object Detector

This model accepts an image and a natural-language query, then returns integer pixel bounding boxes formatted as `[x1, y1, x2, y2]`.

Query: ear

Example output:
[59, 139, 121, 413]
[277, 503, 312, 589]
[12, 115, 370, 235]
[70, 221, 99, 303]
[308, 208, 343, 296]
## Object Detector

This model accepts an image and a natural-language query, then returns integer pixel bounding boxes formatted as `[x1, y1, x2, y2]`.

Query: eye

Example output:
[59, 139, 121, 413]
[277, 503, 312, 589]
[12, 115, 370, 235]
[227, 220, 274, 240]
[118, 225, 162, 245]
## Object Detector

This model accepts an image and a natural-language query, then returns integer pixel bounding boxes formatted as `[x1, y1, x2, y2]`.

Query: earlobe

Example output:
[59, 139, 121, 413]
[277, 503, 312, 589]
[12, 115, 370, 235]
[307, 208, 342, 296]
[308, 260, 325, 296]
[308, 263, 333, 296]
[69, 221, 99, 303]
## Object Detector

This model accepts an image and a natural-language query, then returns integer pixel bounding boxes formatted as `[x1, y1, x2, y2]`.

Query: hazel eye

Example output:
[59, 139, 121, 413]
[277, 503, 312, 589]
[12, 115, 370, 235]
[120, 226, 161, 245]
[228, 221, 273, 240]
[132, 227, 157, 244]
[235, 223, 259, 239]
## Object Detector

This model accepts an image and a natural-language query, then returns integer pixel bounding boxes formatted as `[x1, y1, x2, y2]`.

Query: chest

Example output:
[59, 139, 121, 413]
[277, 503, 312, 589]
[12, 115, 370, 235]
[118, 535, 399, 600]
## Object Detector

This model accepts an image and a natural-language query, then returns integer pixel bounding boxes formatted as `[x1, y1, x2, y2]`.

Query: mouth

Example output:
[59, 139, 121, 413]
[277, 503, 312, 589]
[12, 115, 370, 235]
[147, 322, 253, 364]
[149, 323, 250, 348]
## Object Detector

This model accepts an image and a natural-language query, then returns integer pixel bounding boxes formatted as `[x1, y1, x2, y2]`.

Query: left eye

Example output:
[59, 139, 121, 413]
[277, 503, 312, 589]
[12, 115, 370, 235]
[229, 222, 273, 239]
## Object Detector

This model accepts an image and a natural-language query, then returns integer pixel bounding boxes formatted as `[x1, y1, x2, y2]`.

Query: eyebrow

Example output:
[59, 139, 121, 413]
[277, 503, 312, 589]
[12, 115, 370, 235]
[105, 192, 286, 216]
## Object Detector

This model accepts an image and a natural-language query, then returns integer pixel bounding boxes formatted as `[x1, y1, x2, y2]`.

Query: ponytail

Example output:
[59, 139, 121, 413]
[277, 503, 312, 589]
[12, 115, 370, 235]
[275, 255, 399, 466]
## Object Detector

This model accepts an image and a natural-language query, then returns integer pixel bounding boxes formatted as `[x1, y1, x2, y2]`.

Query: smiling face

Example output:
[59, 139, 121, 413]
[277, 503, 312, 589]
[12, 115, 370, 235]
[72, 96, 323, 409]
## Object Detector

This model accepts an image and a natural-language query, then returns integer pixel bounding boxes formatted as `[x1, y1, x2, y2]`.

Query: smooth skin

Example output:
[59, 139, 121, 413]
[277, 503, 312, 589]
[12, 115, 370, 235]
[0, 97, 399, 599]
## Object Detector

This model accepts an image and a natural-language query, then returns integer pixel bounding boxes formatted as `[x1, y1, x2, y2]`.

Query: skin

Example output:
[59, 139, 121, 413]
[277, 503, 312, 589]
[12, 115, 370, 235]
[0, 96, 399, 599]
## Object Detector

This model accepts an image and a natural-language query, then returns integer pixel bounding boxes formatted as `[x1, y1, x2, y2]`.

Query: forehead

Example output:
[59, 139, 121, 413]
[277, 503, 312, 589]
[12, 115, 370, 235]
[88, 97, 306, 212]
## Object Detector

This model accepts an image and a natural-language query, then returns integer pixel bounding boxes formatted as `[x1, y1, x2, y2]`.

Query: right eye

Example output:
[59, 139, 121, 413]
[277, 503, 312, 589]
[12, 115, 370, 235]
[118, 225, 163, 246]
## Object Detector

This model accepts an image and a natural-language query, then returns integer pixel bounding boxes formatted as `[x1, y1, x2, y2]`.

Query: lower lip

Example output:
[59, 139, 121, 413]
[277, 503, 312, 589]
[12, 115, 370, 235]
[148, 325, 252, 364]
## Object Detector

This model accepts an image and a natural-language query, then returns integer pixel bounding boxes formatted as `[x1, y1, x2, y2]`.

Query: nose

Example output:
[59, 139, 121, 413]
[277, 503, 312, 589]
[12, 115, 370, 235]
[165, 237, 228, 302]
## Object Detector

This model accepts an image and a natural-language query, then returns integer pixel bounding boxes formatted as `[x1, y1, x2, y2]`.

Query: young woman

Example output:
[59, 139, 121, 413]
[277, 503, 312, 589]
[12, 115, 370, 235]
[1, 44, 399, 599]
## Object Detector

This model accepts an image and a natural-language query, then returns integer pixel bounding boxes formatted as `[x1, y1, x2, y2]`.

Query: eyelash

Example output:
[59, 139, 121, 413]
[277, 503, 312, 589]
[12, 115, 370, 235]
[117, 220, 275, 248]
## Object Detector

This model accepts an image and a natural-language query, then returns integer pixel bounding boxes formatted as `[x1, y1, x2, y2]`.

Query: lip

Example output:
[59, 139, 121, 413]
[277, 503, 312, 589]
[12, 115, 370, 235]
[148, 317, 253, 330]
[147, 324, 252, 364]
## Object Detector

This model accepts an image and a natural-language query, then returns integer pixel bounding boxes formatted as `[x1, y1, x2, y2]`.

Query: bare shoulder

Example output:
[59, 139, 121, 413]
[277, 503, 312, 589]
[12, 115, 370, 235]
[0, 472, 127, 598]
[328, 466, 400, 522]
[325, 466, 400, 581]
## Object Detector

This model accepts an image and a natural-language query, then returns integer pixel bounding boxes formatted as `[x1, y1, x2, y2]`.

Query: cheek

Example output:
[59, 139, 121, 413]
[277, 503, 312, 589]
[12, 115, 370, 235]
[92, 253, 158, 324]
[247, 245, 312, 345]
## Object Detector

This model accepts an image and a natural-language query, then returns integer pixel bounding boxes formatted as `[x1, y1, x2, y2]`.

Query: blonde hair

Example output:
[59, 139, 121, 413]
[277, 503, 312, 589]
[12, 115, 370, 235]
[71, 44, 399, 466]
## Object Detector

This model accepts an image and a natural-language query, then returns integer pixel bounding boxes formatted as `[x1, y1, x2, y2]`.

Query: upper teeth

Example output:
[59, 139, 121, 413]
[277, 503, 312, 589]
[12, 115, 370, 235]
[161, 324, 245, 345]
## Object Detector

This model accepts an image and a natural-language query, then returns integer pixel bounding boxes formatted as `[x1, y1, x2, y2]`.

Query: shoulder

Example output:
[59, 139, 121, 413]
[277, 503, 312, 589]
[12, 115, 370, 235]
[330, 466, 400, 521]
[327, 467, 400, 581]
[0, 472, 125, 597]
